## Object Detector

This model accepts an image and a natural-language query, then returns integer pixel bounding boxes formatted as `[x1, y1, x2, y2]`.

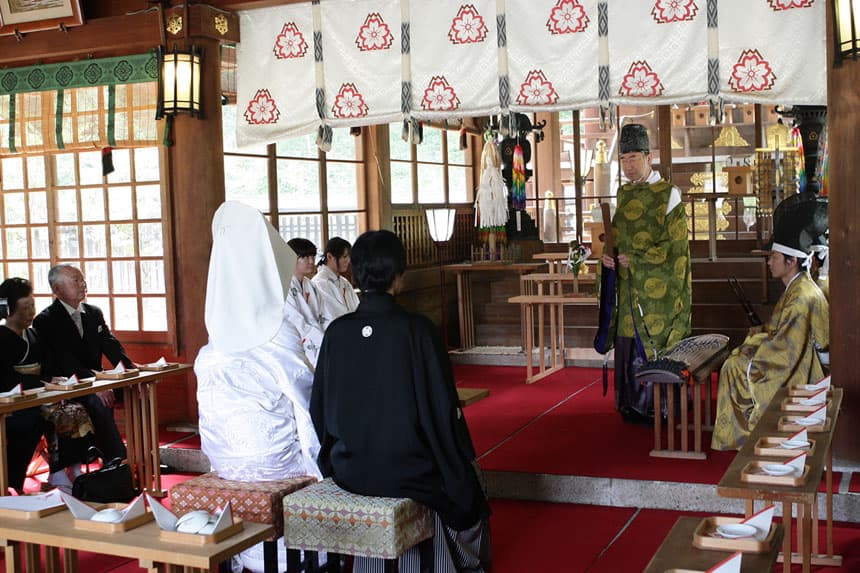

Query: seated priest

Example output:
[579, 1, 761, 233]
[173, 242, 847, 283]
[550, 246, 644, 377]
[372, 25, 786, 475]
[711, 196, 829, 451]
[195, 202, 321, 573]
[311, 230, 492, 573]
[33, 264, 133, 488]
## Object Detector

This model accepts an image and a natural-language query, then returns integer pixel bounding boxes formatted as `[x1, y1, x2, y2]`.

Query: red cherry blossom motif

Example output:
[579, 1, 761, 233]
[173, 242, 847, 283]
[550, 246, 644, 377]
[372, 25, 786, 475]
[651, 0, 699, 23]
[546, 0, 590, 34]
[332, 83, 369, 118]
[421, 76, 461, 111]
[619, 61, 664, 97]
[355, 13, 394, 51]
[273, 23, 308, 60]
[516, 70, 559, 106]
[448, 4, 489, 45]
[729, 49, 777, 93]
[767, 0, 815, 10]
[244, 89, 281, 125]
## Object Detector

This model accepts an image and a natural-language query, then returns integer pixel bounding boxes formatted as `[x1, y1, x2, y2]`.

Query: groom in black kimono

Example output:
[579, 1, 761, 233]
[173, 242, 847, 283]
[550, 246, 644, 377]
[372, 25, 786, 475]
[311, 230, 491, 573]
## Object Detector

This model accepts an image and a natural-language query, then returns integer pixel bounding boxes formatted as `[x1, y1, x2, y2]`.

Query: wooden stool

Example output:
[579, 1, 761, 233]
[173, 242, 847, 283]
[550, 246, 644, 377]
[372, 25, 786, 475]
[638, 335, 729, 460]
[283, 477, 435, 572]
[170, 471, 318, 573]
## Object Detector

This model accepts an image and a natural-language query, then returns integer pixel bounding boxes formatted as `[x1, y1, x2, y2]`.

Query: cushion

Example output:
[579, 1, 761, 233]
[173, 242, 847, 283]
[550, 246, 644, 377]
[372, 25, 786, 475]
[283, 478, 434, 559]
[170, 472, 317, 538]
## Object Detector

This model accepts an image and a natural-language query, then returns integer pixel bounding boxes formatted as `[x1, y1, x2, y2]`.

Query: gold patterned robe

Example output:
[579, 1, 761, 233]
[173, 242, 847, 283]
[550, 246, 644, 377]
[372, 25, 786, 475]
[711, 272, 829, 451]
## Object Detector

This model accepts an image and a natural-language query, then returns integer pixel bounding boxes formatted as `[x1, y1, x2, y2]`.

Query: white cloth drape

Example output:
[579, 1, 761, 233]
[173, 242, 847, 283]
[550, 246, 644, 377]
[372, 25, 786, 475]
[608, 0, 709, 106]
[506, 0, 601, 112]
[236, 0, 827, 147]
[320, 0, 403, 128]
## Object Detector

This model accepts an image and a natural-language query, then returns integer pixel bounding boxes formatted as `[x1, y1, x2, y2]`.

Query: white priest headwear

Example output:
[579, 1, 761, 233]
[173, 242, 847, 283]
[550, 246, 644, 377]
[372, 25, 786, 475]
[204, 201, 296, 353]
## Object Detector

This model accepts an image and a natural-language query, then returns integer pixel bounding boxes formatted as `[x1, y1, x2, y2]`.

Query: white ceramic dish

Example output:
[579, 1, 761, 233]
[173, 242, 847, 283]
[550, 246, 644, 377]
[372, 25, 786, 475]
[762, 464, 796, 476]
[716, 523, 757, 539]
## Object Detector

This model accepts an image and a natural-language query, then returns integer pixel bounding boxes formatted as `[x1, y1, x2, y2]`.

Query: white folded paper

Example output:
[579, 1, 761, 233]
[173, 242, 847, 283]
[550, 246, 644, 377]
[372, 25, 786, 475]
[55, 374, 80, 386]
[61, 492, 146, 522]
[800, 388, 827, 406]
[104, 363, 127, 374]
[741, 504, 775, 541]
[800, 404, 827, 424]
[0, 489, 64, 512]
[785, 428, 809, 444]
[145, 493, 233, 535]
[784, 452, 807, 475]
[148, 357, 169, 367]
[708, 552, 742, 573]
[805, 375, 831, 391]
[0, 384, 22, 398]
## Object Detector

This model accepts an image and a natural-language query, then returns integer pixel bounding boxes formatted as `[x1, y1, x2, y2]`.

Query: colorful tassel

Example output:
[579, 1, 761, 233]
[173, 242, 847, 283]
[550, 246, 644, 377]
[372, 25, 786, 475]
[511, 143, 526, 211]
[792, 126, 806, 193]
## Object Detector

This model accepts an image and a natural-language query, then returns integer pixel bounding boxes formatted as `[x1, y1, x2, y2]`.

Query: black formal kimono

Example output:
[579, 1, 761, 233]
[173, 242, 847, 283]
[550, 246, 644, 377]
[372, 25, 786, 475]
[0, 326, 47, 490]
[311, 292, 491, 571]
[33, 299, 132, 461]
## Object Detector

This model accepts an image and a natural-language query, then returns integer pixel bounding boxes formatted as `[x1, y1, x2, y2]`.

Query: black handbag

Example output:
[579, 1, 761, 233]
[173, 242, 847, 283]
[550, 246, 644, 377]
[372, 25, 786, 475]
[72, 447, 137, 503]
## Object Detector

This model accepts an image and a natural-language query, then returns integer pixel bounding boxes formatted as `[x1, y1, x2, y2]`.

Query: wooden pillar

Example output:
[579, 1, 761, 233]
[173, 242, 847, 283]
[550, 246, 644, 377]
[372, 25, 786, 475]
[657, 105, 673, 181]
[364, 125, 392, 231]
[165, 35, 227, 419]
[827, 0, 860, 467]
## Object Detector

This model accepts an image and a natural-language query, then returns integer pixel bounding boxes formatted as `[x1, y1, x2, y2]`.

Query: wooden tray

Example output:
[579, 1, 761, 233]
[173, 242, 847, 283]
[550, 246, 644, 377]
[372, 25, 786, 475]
[159, 519, 244, 545]
[0, 389, 42, 404]
[777, 415, 830, 433]
[740, 461, 809, 487]
[692, 516, 778, 553]
[787, 385, 833, 398]
[73, 504, 153, 533]
[780, 396, 828, 413]
[139, 362, 180, 372]
[754, 436, 816, 458]
[95, 369, 140, 380]
[43, 379, 94, 391]
[0, 503, 66, 520]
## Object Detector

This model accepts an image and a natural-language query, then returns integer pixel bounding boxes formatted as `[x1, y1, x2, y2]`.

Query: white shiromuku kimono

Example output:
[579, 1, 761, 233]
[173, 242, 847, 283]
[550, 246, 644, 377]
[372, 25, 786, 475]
[285, 275, 327, 366]
[195, 201, 322, 573]
[195, 318, 320, 481]
[311, 264, 360, 321]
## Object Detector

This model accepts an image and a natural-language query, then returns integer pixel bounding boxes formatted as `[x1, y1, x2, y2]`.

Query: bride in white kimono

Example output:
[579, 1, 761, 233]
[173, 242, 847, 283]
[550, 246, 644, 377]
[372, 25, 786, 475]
[195, 201, 322, 572]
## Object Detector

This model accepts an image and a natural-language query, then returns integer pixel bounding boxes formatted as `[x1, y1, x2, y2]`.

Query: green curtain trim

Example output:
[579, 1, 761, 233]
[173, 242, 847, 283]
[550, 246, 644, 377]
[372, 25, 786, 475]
[0, 52, 157, 96]
[7, 94, 15, 153]
[55, 89, 65, 150]
[107, 84, 116, 147]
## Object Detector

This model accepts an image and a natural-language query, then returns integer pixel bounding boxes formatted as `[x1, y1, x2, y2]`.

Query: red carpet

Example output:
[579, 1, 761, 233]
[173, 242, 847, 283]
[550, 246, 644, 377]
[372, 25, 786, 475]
[457, 365, 601, 457]
[474, 371, 736, 483]
[850, 472, 860, 493]
[488, 499, 635, 573]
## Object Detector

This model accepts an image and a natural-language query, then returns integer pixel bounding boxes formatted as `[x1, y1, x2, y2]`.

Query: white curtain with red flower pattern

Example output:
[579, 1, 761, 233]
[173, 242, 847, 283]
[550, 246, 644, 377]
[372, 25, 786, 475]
[506, 0, 600, 112]
[320, 0, 402, 128]
[719, 0, 826, 105]
[609, 0, 709, 106]
[237, 4, 317, 148]
[408, 0, 500, 120]
[235, 0, 826, 148]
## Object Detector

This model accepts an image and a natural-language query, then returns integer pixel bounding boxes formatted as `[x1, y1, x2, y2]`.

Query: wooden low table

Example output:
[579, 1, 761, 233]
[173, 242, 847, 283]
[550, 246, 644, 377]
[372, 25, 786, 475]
[442, 262, 545, 351]
[0, 365, 191, 497]
[507, 294, 597, 384]
[644, 516, 784, 573]
[716, 387, 843, 573]
[457, 387, 490, 407]
[0, 509, 274, 573]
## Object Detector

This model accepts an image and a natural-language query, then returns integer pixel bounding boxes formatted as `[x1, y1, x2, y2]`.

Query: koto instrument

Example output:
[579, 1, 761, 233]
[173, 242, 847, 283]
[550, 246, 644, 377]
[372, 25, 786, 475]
[636, 333, 730, 385]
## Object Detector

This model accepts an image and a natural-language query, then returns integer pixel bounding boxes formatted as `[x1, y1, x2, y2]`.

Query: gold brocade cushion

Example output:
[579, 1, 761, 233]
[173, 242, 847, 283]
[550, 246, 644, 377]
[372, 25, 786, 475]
[283, 478, 434, 559]
[169, 472, 317, 538]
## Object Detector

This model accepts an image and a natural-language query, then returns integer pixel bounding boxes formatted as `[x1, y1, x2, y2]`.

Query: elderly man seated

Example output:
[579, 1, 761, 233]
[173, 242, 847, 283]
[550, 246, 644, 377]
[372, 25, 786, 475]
[712, 194, 829, 451]
[34, 264, 133, 489]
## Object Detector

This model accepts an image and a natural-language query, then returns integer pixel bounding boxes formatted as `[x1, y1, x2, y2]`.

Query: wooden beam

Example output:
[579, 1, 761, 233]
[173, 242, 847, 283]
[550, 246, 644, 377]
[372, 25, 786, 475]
[0, 6, 238, 67]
